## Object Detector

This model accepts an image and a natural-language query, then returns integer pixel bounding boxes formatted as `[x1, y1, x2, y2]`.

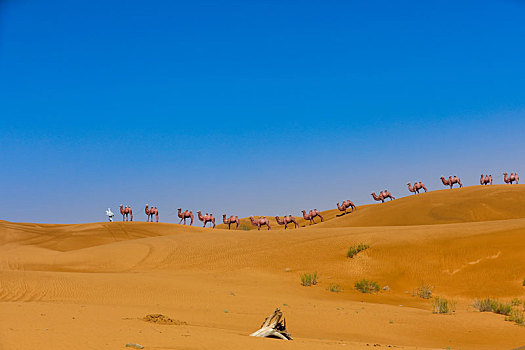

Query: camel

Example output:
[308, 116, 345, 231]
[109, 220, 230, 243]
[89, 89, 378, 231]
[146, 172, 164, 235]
[440, 176, 462, 189]
[337, 200, 356, 214]
[480, 174, 493, 186]
[380, 190, 395, 201]
[371, 192, 384, 203]
[343, 200, 356, 212]
[250, 216, 271, 230]
[336, 202, 347, 214]
[302, 209, 323, 225]
[178, 208, 194, 225]
[275, 215, 298, 229]
[149, 206, 159, 222]
[145, 204, 154, 222]
[222, 214, 240, 230]
[120, 205, 133, 221]
[197, 211, 215, 228]
[407, 182, 427, 194]
[504, 172, 519, 184]
[512, 173, 520, 184]
[310, 209, 324, 223]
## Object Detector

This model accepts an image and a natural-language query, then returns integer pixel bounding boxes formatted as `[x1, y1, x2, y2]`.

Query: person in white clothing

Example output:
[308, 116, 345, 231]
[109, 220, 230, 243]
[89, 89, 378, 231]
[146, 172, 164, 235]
[106, 208, 114, 222]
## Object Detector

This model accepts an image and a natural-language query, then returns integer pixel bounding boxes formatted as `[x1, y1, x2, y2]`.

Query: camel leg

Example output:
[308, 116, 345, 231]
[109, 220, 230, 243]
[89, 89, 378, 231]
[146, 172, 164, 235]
[267, 224, 271, 230]
[156, 214, 159, 223]
[319, 215, 324, 222]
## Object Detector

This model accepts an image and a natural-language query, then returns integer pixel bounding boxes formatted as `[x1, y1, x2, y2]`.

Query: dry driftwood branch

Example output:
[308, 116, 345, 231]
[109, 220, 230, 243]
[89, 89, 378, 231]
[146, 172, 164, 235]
[249, 307, 292, 340]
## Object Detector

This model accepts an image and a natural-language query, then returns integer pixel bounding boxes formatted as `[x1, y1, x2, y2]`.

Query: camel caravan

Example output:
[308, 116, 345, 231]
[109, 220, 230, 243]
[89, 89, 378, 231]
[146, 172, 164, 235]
[109, 172, 520, 227]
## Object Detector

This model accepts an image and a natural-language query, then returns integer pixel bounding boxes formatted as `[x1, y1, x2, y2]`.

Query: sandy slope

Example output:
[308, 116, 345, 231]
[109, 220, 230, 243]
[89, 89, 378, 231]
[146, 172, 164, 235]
[1, 185, 525, 349]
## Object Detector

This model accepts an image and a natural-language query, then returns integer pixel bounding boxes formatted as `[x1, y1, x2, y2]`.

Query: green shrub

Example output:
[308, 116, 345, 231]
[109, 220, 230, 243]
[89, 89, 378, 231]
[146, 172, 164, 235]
[432, 296, 455, 314]
[327, 283, 342, 293]
[522, 278, 525, 286]
[241, 224, 250, 231]
[511, 298, 522, 307]
[473, 298, 512, 316]
[354, 279, 380, 293]
[412, 282, 433, 299]
[505, 309, 524, 325]
[301, 272, 318, 286]
[347, 243, 370, 258]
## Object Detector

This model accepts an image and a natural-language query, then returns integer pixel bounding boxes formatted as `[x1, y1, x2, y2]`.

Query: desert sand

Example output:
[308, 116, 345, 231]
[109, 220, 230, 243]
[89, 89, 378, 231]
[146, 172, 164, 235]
[1, 185, 524, 349]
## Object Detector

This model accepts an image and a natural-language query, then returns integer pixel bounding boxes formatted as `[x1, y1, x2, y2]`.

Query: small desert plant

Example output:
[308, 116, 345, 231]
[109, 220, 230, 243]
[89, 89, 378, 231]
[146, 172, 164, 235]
[241, 224, 250, 231]
[522, 278, 525, 286]
[347, 243, 370, 258]
[511, 298, 522, 307]
[505, 309, 524, 325]
[432, 296, 455, 314]
[354, 279, 380, 293]
[300, 272, 318, 286]
[327, 283, 342, 293]
[412, 282, 433, 299]
[473, 298, 512, 316]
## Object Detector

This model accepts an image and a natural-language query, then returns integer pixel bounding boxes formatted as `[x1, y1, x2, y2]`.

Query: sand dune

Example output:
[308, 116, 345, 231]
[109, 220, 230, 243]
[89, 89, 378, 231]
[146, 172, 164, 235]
[1, 185, 525, 349]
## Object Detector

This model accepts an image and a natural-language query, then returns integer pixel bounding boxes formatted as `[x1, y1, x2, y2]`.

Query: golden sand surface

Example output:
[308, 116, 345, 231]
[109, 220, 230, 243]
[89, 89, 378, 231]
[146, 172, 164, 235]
[1, 185, 525, 349]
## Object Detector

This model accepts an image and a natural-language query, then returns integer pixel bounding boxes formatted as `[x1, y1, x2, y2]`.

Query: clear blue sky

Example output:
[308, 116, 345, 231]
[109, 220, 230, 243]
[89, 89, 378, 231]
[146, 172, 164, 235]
[1, 0, 524, 223]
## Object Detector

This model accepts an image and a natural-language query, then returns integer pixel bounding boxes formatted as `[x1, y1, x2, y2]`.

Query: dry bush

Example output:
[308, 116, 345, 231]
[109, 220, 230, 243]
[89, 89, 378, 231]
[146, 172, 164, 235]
[301, 272, 318, 286]
[433, 297, 455, 314]
[505, 309, 525, 325]
[473, 298, 512, 316]
[354, 279, 380, 293]
[412, 282, 433, 299]
[328, 283, 342, 293]
[347, 243, 370, 258]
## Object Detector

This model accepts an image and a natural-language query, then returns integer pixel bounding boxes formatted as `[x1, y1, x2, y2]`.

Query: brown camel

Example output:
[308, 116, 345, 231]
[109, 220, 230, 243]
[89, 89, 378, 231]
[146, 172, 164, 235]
[407, 182, 427, 194]
[145, 204, 153, 222]
[380, 190, 395, 201]
[120, 205, 133, 221]
[371, 192, 384, 203]
[504, 172, 519, 184]
[197, 211, 215, 228]
[343, 200, 356, 212]
[441, 176, 462, 189]
[337, 200, 356, 214]
[222, 214, 240, 230]
[310, 209, 324, 223]
[178, 208, 194, 225]
[249, 216, 271, 230]
[275, 215, 298, 229]
[149, 206, 159, 222]
[512, 173, 520, 184]
[480, 174, 492, 186]
[302, 209, 323, 225]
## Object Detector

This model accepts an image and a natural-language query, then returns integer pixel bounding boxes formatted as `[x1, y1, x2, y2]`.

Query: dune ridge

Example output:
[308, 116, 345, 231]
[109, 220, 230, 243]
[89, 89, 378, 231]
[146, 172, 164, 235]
[1, 185, 525, 349]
